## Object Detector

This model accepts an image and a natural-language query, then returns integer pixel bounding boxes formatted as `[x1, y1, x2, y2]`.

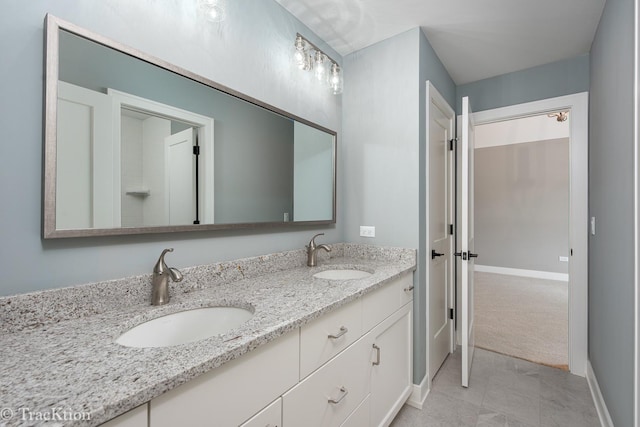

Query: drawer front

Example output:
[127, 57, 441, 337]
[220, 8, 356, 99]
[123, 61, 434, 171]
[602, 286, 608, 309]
[150, 331, 298, 427]
[100, 404, 147, 427]
[300, 298, 363, 379]
[362, 273, 413, 331]
[340, 395, 370, 427]
[240, 398, 281, 427]
[283, 336, 371, 427]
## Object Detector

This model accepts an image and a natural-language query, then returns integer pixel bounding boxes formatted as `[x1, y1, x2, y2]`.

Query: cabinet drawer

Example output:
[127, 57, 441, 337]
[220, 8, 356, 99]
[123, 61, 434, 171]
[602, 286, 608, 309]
[150, 331, 298, 427]
[100, 404, 147, 427]
[283, 336, 371, 427]
[300, 298, 363, 378]
[340, 395, 370, 427]
[240, 398, 281, 427]
[362, 273, 413, 331]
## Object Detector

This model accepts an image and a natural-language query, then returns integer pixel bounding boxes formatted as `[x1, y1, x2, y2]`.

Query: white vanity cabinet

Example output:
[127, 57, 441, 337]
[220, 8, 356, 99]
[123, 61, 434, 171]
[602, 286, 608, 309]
[239, 398, 282, 427]
[99, 404, 148, 427]
[283, 272, 413, 427]
[138, 271, 413, 427]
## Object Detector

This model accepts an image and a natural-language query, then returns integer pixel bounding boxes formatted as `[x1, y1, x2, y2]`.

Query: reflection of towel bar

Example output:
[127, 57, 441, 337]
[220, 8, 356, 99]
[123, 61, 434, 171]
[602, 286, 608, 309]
[126, 190, 151, 197]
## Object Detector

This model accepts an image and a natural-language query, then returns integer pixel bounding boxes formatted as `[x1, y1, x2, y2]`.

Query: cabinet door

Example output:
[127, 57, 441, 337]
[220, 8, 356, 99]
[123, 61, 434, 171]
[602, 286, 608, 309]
[369, 303, 412, 427]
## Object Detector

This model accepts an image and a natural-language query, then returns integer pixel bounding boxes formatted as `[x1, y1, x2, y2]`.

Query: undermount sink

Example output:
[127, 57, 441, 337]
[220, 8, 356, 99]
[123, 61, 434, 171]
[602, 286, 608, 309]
[116, 306, 254, 348]
[313, 269, 373, 280]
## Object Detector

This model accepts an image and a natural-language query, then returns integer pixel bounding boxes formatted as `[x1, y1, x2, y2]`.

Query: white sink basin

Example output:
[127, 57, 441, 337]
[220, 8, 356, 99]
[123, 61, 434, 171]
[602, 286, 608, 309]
[116, 306, 254, 348]
[313, 269, 373, 280]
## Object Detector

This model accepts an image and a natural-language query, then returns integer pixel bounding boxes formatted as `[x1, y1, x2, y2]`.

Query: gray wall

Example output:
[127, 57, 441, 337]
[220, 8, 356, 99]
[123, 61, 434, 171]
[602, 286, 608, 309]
[475, 139, 569, 274]
[588, 0, 635, 425]
[456, 54, 590, 113]
[0, 0, 341, 296]
[343, 27, 456, 385]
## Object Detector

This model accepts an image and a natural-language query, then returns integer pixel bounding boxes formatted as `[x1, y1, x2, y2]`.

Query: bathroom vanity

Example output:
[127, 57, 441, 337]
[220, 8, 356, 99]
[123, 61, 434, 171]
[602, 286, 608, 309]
[0, 244, 415, 427]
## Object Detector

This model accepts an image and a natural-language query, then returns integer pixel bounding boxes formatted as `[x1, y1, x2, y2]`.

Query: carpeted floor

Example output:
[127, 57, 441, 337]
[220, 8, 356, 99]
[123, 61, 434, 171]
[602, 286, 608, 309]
[474, 272, 568, 370]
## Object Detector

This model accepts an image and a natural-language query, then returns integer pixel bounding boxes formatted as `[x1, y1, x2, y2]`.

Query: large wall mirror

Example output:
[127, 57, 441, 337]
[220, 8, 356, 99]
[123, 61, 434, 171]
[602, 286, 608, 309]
[43, 14, 336, 238]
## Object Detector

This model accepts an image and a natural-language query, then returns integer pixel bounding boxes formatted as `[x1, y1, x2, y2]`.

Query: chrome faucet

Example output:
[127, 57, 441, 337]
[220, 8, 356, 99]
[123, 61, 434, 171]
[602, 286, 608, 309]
[306, 233, 331, 267]
[151, 248, 184, 306]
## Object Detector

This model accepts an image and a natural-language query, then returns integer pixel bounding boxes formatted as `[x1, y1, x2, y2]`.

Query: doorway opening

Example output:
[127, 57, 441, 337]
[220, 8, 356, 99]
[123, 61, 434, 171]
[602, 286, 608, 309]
[457, 92, 589, 378]
[473, 113, 570, 370]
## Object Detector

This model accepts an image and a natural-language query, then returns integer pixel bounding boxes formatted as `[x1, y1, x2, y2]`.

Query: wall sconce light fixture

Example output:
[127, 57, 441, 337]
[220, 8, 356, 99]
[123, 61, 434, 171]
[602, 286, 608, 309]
[294, 33, 343, 95]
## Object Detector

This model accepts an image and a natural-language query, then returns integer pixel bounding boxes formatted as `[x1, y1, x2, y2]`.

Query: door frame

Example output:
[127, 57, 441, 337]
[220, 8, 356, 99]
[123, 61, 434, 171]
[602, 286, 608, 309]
[108, 89, 215, 224]
[470, 92, 588, 376]
[424, 81, 455, 391]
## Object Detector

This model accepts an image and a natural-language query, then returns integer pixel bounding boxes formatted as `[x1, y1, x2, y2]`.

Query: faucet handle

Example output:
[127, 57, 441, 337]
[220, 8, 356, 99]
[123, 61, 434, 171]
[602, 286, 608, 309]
[169, 267, 183, 282]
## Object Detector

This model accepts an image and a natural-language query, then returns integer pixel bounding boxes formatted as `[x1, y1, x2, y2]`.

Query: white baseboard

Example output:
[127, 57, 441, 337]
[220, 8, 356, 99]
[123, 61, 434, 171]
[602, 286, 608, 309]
[586, 360, 614, 427]
[406, 374, 429, 409]
[474, 264, 569, 282]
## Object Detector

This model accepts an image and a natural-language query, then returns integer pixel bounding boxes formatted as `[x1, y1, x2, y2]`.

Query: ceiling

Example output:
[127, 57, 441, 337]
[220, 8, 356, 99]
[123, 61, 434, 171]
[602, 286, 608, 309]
[275, 0, 606, 85]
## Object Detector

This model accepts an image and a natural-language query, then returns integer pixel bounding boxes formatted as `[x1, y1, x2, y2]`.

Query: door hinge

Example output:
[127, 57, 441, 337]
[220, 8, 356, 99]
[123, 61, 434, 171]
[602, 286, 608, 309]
[449, 224, 454, 235]
[193, 145, 200, 156]
[449, 308, 454, 320]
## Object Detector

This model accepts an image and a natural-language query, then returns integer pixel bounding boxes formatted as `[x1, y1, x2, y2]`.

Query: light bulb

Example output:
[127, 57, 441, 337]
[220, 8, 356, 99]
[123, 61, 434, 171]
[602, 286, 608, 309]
[329, 63, 343, 95]
[314, 51, 327, 82]
[294, 36, 308, 70]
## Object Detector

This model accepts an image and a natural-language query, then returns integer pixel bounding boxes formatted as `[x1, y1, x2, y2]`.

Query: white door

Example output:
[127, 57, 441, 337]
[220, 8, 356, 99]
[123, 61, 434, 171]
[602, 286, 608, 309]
[57, 81, 114, 229]
[164, 128, 196, 225]
[427, 82, 455, 381]
[461, 96, 477, 387]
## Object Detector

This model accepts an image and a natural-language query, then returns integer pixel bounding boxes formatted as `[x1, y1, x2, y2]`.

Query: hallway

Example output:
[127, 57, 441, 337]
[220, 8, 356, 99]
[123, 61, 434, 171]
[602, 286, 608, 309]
[391, 348, 599, 426]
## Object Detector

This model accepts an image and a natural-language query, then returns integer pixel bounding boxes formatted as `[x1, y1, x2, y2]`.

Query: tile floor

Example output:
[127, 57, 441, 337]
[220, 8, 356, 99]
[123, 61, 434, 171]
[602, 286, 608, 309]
[390, 348, 601, 427]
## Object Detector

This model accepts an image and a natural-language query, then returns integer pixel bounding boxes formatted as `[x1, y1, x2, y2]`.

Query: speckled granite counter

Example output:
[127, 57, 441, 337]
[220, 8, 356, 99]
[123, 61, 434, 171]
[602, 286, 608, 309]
[0, 244, 415, 427]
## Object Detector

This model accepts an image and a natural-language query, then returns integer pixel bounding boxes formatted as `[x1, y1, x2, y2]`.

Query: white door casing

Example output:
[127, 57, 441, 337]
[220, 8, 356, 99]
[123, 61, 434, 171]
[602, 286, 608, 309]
[426, 81, 455, 385]
[461, 96, 476, 388]
[165, 128, 196, 225]
[108, 89, 215, 224]
[471, 92, 589, 376]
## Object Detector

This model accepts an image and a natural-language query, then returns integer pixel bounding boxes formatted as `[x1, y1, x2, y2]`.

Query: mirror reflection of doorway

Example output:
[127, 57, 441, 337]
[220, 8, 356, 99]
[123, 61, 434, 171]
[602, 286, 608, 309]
[473, 112, 570, 370]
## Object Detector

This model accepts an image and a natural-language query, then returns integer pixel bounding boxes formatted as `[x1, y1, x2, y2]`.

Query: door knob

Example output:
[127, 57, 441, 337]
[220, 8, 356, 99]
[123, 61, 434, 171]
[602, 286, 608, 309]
[468, 252, 478, 258]
[431, 249, 444, 259]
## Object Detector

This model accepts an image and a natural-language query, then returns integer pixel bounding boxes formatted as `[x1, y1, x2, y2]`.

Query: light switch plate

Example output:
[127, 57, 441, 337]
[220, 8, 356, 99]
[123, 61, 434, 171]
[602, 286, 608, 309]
[360, 226, 375, 238]
[559, 256, 569, 262]
[591, 217, 596, 235]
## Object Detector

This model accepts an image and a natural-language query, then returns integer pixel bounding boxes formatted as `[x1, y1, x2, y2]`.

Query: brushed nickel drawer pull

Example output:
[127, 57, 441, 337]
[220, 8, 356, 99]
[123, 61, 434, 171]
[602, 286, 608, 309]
[328, 326, 348, 339]
[373, 343, 381, 365]
[404, 285, 415, 292]
[328, 386, 348, 404]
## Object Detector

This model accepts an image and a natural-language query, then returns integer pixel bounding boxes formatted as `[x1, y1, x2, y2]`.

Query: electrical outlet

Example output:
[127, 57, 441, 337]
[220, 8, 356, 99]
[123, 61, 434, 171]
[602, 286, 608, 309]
[360, 226, 375, 238]
[559, 256, 569, 262]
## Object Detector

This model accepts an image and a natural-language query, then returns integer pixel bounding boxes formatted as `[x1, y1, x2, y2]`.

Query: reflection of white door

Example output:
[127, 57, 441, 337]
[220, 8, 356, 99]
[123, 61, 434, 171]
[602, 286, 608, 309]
[427, 82, 455, 381]
[165, 129, 196, 225]
[57, 81, 115, 229]
[461, 96, 476, 388]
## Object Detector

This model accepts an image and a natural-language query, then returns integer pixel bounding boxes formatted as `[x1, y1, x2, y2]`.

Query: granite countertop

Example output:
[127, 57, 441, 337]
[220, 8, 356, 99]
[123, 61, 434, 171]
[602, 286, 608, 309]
[0, 244, 416, 427]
